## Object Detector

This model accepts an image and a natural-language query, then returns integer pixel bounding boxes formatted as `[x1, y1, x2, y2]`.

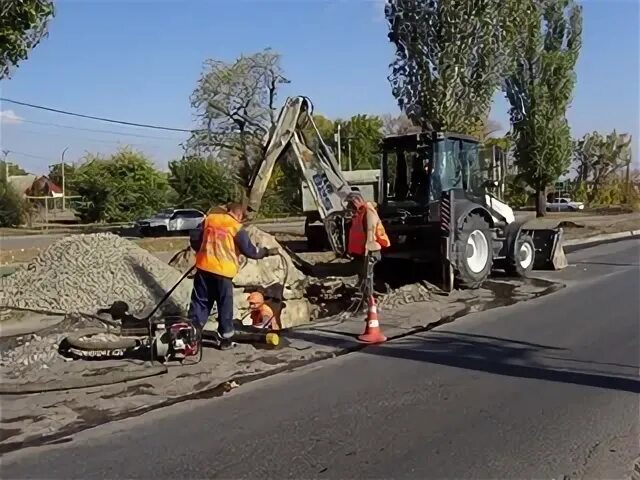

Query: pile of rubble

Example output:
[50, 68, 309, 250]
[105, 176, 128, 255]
[0, 233, 193, 317]
[169, 225, 311, 328]
[0, 314, 104, 381]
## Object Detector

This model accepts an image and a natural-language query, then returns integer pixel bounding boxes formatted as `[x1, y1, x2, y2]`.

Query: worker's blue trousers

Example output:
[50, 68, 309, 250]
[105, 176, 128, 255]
[188, 269, 235, 338]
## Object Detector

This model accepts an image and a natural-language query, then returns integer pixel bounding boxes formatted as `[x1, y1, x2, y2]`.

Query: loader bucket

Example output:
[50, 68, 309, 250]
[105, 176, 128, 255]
[528, 227, 568, 270]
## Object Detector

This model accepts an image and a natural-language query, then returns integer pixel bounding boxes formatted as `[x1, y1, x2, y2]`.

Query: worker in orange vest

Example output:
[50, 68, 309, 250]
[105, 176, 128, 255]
[346, 193, 391, 297]
[247, 291, 279, 330]
[188, 203, 279, 349]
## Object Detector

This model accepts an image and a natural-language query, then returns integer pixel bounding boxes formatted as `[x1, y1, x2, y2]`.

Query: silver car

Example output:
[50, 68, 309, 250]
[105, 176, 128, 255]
[546, 197, 585, 212]
[135, 209, 205, 237]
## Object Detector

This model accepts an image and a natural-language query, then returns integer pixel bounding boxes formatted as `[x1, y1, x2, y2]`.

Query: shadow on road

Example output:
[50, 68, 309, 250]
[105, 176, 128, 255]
[369, 331, 640, 394]
[285, 328, 640, 394]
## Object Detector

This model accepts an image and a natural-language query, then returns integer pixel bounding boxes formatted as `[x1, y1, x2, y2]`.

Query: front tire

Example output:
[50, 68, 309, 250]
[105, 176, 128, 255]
[454, 214, 493, 289]
[505, 234, 535, 277]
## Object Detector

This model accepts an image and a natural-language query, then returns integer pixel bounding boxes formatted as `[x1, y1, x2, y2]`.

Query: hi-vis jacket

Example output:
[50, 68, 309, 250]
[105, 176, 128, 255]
[191, 209, 266, 278]
[347, 202, 391, 256]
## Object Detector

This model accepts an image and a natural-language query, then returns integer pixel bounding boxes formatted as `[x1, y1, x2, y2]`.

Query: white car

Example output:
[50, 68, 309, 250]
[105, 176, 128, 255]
[135, 208, 205, 236]
[546, 197, 585, 212]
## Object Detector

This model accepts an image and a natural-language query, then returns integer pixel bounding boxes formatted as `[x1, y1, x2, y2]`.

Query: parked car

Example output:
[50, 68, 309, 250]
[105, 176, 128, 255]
[135, 208, 204, 237]
[546, 197, 585, 212]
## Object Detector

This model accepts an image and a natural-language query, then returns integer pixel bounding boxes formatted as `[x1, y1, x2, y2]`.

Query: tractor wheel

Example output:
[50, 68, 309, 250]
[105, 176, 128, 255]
[505, 234, 535, 277]
[454, 214, 493, 289]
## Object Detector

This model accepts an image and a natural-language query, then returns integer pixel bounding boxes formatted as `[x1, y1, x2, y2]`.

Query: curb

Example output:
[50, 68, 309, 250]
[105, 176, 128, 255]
[563, 229, 640, 246]
[563, 230, 640, 250]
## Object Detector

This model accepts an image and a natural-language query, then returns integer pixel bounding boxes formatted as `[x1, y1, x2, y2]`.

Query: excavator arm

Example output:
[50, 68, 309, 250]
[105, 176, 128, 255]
[247, 96, 355, 254]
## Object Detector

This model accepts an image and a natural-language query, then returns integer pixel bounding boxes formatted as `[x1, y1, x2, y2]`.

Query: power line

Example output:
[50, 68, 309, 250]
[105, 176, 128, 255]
[15, 127, 167, 148]
[4, 149, 53, 162]
[1, 98, 198, 133]
[19, 118, 187, 141]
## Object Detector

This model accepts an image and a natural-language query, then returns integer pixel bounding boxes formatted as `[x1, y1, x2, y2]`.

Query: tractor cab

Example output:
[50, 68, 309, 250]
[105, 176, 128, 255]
[376, 130, 515, 265]
[379, 131, 488, 221]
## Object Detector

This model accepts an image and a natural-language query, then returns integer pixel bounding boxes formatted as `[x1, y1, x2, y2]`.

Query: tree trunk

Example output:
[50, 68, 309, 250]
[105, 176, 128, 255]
[535, 188, 546, 218]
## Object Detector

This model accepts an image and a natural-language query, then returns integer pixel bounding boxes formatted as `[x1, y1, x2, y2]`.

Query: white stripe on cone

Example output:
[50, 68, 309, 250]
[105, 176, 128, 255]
[368, 319, 379, 328]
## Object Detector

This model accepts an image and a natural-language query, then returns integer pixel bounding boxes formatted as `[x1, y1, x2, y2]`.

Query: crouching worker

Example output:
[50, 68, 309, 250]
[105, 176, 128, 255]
[248, 291, 280, 330]
[188, 203, 278, 350]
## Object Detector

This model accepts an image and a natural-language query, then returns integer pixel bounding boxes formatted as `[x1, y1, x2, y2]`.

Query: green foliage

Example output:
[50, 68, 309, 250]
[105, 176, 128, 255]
[483, 136, 513, 152]
[339, 115, 383, 170]
[303, 113, 383, 170]
[386, 0, 525, 135]
[69, 148, 170, 223]
[168, 156, 236, 212]
[186, 49, 288, 188]
[0, 181, 26, 227]
[0, 0, 55, 79]
[259, 161, 302, 218]
[504, 0, 583, 216]
[47, 162, 76, 193]
[503, 174, 530, 208]
[0, 160, 27, 181]
[573, 130, 632, 203]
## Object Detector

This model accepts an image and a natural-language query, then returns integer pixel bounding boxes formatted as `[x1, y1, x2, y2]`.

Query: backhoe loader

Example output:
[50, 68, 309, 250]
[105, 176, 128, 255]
[247, 96, 567, 290]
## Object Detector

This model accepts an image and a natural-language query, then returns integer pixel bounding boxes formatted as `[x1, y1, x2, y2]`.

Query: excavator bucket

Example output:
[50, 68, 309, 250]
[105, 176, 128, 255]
[529, 227, 568, 270]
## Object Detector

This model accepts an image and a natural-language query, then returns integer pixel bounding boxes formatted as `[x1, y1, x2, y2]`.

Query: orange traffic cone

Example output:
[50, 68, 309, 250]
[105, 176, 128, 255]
[358, 295, 387, 344]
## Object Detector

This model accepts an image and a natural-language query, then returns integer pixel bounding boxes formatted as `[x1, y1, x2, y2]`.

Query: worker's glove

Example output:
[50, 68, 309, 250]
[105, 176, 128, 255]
[265, 247, 280, 257]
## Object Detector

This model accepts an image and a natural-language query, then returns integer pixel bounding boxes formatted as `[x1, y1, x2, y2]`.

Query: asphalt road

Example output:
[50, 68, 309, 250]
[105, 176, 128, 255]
[3, 240, 639, 479]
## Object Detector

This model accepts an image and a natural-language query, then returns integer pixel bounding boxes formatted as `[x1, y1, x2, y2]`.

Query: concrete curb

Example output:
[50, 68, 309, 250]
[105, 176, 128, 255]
[563, 230, 640, 247]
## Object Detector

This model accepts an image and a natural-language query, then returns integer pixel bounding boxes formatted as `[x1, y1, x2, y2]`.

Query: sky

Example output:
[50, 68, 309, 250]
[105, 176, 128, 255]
[0, 0, 638, 175]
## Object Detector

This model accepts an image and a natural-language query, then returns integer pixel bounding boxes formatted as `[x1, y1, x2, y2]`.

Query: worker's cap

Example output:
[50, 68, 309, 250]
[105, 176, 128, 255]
[247, 291, 265, 305]
[346, 192, 365, 208]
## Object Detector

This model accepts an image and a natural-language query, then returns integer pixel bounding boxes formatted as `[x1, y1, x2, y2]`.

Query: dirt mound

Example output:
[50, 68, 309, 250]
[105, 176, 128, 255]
[0, 233, 191, 317]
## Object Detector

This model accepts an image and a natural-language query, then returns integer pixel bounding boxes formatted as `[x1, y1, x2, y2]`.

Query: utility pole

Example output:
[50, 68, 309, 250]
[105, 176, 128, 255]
[61, 147, 69, 211]
[2, 150, 9, 184]
[347, 138, 352, 171]
[335, 124, 342, 169]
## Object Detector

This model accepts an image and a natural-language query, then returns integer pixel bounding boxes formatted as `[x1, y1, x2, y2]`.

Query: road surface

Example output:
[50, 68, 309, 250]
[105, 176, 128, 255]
[2, 240, 639, 478]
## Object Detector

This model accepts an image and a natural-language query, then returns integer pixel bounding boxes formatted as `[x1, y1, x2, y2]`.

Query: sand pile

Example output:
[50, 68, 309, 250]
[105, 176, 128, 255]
[0, 233, 191, 317]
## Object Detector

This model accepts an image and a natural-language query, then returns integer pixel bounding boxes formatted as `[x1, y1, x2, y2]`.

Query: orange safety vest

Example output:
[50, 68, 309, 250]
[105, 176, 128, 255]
[347, 203, 390, 256]
[195, 211, 243, 278]
[250, 303, 279, 330]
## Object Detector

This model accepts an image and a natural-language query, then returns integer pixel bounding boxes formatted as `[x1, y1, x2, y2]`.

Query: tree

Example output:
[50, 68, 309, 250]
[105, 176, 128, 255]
[0, 159, 27, 181]
[0, 181, 26, 227]
[382, 113, 421, 136]
[338, 114, 384, 170]
[168, 156, 236, 212]
[385, 0, 525, 135]
[185, 49, 289, 189]
[573, 131, 632, 203]
[504, 0, 582, 217]
[70, 148, 169, 223]
[0, 0, 55, 79]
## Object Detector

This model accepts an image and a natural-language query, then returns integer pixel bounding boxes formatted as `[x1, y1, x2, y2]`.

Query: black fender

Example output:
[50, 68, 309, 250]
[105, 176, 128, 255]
[502, 220, 528, 258]
[454, 201, 495, 232]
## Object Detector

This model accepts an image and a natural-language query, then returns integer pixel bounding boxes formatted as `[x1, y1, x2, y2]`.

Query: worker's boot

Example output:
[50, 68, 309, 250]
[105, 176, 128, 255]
[218, 337, 234, 351]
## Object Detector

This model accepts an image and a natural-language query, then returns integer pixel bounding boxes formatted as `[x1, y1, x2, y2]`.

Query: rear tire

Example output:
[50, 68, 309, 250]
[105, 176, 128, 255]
[505, 234, 535, 277]
[454, 214, 493, 289]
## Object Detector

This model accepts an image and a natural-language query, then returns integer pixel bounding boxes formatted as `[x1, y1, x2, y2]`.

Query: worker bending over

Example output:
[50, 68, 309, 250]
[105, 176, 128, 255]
[248, 291, 280, 330]
[346, 194, 391, 297]
[189, 203, 278, 350]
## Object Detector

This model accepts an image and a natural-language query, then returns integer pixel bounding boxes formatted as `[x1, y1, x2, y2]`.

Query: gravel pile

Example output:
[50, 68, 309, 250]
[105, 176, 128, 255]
[0, 314, 105, 380]
[0, 233, 192, 317]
